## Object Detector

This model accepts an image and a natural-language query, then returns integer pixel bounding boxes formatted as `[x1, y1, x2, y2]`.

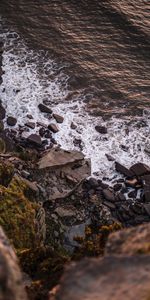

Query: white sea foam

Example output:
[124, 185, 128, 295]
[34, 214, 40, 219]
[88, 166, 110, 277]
[0, 25, 150, 179]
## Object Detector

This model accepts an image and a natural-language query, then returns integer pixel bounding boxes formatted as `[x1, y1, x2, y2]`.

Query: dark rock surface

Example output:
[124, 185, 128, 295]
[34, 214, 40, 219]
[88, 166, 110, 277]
[53, 114, 64, 123]
[27, 134, 42, 146]
[48, 123, 59, 133]
[95, 125, 107, 134]
[7, 116, 17, 126]
[38, 103, 52, 114]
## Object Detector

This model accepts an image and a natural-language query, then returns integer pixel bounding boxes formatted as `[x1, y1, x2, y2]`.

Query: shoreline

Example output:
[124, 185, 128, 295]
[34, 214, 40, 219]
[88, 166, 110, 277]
[0, 32, 150, 300]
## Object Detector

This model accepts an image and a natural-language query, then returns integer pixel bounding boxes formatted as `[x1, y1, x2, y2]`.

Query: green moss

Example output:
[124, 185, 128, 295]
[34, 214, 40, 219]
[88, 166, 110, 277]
[0, 183, 40, 250]
[0, 161, 14, 186]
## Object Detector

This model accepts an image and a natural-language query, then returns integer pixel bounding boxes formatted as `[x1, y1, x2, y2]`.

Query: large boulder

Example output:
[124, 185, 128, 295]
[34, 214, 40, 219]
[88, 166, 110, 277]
[38, 148, 85, 170]
[0, 226, 27, 300]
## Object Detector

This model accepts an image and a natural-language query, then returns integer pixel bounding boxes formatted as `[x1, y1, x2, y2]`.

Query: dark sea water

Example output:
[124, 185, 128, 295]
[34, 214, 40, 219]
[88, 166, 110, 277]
[0, 0, 150, 177]
[0, 0, 150, 117]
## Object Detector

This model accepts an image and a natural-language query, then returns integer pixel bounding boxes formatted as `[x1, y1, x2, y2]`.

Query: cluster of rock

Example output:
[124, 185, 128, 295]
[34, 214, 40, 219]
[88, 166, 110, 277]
[51, 223, 150, 300]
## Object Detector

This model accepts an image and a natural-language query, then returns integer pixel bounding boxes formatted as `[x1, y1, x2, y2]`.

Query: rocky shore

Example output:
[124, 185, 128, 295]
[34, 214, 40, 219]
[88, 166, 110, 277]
[0, 40, 150, 300]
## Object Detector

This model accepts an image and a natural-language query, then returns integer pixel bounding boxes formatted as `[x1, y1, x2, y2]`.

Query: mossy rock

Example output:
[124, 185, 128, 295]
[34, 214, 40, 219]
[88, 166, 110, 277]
[0, 161, 14, 186]
[0, 184, 41, 250]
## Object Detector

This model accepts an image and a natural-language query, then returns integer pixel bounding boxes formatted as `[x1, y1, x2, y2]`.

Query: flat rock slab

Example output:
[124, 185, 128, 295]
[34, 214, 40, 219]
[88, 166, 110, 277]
[53, 255, 150, 300]
[106, 223, 150, 256]
[38, 148, 84, 169]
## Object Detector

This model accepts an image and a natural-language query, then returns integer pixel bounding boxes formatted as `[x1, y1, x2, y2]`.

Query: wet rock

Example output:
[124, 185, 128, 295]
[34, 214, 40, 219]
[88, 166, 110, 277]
[70, 122, 77, 130]
[115, 162, 134, 177]
[103, 200, 116, 210]
[0, 120, 4, 132]
[44, 130, 52, 138]
[0, 103, 6, 120]
[26, 114, 33, 119]
[142, 174, 150, 202]
[143, 203, 150, 216]
[144, 142, 150, 156]
[95, 125, 107, 134]
[130, 163, 150, 177]
[39, 127, 46, 137]
[27, 134, 42, 146]
[125, 178, 139, 188]
[38, 103, 52, 114]
[105, 154, 115, 161]
[113, 183, 122, 192]
[0, 226, 28, 300]
[7, 116, 17, 126]
[102, 189, 115, 202]
[25, 122, 35, 129]
[48, 123, 59, 133]
[88, 177, 99, 189]
[38, 148, 84, 169]
[128, 190, 137, 198]
[53, 113, 64, 123]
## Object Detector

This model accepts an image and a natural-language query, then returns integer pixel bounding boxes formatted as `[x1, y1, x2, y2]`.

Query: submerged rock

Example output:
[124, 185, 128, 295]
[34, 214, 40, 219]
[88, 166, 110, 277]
[95, 125, 107, 134]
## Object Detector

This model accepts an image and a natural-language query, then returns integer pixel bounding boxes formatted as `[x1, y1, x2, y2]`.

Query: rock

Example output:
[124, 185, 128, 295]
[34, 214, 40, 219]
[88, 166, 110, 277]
[130, 163, 150, 177]
[52, 255, 150, 300]
[26, 114, 33, 119]
[103, 200, 116, 210]
[55, 206, 77, 218]
[144, 142, 150, 156]
[53, 113, 64, 123]
[21, 170, 30, 179]
[7, 116, 17, 126]
[39, 127, 46, 137]
[102, 189, 115, 202]
[25, 122, 35, 129]
[0, 120, 4, 132]
[115, 162, 134, 177]
[48, 123, 59, 133]
[143, 203, 150, 216]
[128, 190, 137, 198]
[0, 103, 6, 120]
[105, 154, 115, 161]
[95, 125, 107, 134]
[38, 103, 52, 114]
[0, 137, 6, 153]
[0, 226, 27, 300]
[125, 178, 139, 188]
[106, 223, 150, 255]
[70, 122, 77, 130]
[38, 148, 84, 169]
[88, 177, 99, 188]
[142, 174, 150, 202]
[27, 134, 42, 146]
[113, 183, 122, 191]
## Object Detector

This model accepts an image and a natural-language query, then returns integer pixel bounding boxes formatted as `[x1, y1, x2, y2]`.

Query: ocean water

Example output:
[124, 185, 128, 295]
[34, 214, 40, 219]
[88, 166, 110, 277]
[0, 0, 149, 178]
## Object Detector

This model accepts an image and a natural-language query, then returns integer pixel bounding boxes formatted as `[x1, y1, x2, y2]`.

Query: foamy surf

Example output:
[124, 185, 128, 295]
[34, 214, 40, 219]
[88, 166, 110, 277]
[0, 24, 150, 179]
